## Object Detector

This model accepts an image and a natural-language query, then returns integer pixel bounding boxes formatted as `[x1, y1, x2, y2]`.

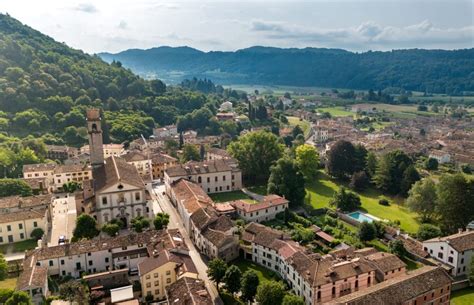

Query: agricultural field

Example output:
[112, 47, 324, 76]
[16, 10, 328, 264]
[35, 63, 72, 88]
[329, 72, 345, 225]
[306, 171, 420, 233]
[287, 116, 311, 136]
[316, 106, 354, 117]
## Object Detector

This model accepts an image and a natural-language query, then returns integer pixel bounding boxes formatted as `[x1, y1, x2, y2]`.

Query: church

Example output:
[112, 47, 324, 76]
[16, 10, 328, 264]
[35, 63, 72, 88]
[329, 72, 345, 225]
[84, 109, 152, 227]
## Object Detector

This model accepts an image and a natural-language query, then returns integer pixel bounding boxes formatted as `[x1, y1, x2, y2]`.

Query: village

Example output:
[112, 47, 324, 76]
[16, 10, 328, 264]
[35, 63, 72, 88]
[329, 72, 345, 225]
[0, 96, 470, 305]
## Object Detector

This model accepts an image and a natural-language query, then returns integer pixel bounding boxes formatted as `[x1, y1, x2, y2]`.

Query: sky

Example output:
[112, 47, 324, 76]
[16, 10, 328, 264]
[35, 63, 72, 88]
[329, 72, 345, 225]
[1, 0, 473, 54]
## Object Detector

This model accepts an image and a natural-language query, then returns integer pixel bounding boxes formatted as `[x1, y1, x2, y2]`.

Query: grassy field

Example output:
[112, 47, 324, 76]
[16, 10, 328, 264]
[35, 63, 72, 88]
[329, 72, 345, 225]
[451, 287, 474, 305]
[317, 106, 354, 117]
[0, 239, 37, 254]
[287, 116, 311, 136]
[306, 171, 420, 233]
[232, 258, 280, 283]
[0, 277, 17, 289]
[209, 191, 251, 203]
[247, 185, 268, 196]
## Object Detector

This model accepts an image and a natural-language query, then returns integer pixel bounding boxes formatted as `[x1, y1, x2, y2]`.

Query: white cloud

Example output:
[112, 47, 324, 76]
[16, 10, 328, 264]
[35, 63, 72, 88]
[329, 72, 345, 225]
[249, 19, 474, 49]
[118, 20, 128, 30]
[73, 3, 98, 13]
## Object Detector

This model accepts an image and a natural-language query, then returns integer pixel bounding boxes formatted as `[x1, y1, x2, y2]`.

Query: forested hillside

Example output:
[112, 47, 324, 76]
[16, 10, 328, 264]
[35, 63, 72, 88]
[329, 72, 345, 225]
[100, 46, 474, 95]
[0, 14, 225, 177]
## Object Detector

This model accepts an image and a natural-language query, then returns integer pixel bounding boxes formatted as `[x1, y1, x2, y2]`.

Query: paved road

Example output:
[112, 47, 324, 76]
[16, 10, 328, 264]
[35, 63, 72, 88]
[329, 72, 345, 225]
[150, 184, 220, 304]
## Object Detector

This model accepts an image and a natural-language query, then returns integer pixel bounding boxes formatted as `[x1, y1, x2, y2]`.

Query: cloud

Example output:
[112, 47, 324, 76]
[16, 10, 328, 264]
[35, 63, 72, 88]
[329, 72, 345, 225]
[118, 20, 128, 30]
[249, 19, 474, 49]
[73, 3, 98, 13]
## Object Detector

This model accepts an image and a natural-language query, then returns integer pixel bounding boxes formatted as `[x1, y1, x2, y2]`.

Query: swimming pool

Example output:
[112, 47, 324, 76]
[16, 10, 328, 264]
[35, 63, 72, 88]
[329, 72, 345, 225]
[347, 211, 379, 223]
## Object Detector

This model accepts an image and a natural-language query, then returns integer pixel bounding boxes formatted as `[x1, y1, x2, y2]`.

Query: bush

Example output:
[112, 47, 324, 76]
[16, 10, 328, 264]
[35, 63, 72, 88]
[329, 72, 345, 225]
[349, 171, 369, 191]
[330, 187, 361, 212]
[30, 228, 44, 240]
[378, 199, 390, 206]
[389, 239, 406, 257]
[461, 164, 472, 174]
[425, 158, 438, 171]
[417, 224, 441, 241]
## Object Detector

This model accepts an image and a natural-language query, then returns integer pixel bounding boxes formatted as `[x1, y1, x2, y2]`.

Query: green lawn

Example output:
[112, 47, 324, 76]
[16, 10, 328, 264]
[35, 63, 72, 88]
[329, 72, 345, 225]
[232, 259, 280, 283]
[451, 287, 474, 305]
[317, 107, 354, 117]
[0, 277, 17, 289]
[287, 116, 311, 136]
[306, 171, 420, 233]
[221, 291, 244, 305]
[247, 185, 267, 196]
[209, 191, 251, 203]
[0, 239, 37, 254]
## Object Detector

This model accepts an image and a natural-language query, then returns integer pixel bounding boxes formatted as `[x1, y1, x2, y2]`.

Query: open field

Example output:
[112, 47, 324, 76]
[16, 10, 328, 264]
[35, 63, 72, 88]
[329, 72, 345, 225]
[209, 191, 251, 203]
[0, 239, 37, 254]
[287, 116, 311, 136]
[0, 277, 17, 289]
[451, 287, 474, 305]
[232, 258, 280, 283]
[317, 106, 354, 117]
[306, 171, 420, 233]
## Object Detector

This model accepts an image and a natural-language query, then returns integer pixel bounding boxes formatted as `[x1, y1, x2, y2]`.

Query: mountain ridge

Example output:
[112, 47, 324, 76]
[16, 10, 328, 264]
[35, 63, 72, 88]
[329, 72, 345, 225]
[99, 46, 474, 94]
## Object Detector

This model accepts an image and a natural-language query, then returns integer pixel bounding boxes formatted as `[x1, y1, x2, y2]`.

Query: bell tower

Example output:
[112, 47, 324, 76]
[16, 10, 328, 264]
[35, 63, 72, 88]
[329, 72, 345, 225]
[86, 108, 104, 168]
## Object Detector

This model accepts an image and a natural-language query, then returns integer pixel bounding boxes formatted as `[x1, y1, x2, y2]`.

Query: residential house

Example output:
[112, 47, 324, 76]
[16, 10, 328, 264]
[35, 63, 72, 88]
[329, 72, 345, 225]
[80, 143, 124, 159]
[52, 164, 92, 191]
[150, 152, 178, 180]
[205, 148, 232, 161]
[422, 230, 474, 277]
[122, 151, 153, 183]
[327, 266, 452, 305]
[428, 150, 451, 164]
[138, 229, 198, 301]
[166, 277, 214, 305]
[230, 194, 289, 223]
[153, 125, 178, 138]
[45, 145, 78, 161]
[164, 159, 242, 194]
[17, 256, 48, 305]
[364, 252, 407, 282]
[0, 194, 51, 244]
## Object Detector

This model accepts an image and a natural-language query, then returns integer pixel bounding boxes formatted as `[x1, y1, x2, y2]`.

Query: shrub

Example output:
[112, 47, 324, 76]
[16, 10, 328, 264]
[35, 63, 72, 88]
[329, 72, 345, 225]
[378, 199, 390, 206]
[30, 228, 44, 240]
[358, 221, 376, 241]
[417, 224, 442, 241]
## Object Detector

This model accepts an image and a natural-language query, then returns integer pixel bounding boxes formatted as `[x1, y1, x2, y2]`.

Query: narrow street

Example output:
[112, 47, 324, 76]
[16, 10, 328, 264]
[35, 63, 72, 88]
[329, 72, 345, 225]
[49, 194, 77, 246]
[149, 184, 220, 303]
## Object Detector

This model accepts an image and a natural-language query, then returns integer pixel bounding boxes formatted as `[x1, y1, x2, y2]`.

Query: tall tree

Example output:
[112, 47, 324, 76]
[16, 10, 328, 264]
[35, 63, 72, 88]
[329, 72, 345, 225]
[373, 150, 412, 195]
[181, 144, 200, 163]
[207, 258, 227, 292]
[0, 254, 7, 281]
[153, 213, 170, 230]
[330, 187, 361, 212]
[268, 157, 306, 206]
[256, 281, 285, 305]
[5, 291, 32, 305]
[417, 224, 442, 241]
[400, 165, 420, 196]
[241, 270, 259, 302]
[406, 178, 437, 222]
[223, 265, 242, 295]
[326, 140, 356, 179]
[295, 144, 319, 182]
[228, 131, 284, 183]
[436, 174, 474, 233]
[73, 214, 99, 240]
[358, 221, 376, 241]
[365, 152, 378, 178]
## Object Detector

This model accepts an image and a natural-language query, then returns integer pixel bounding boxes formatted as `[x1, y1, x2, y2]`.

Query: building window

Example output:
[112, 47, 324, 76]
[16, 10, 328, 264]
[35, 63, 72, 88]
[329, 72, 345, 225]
[33, 221, 38, 227]
[6, 225, 11, 232]
[135, 192, 141, 201]
[49, 260, 53, 266]
[20, 233, 24, 239]
[207, 177, 210, 183]
[166, 278, 171, 284]
[448, 257, 453, 263]
[198, 176, 202, 183]
[146, 283, 151, 288]
[146, 275, 151, 280]
[166, 270, 171, 275]
[332, 287, 336, 296]
[438, 252, 443, 259]
[223, 175, 226, 181]
[154, 273, 159, 278]
[105, 257, 109, 263]
[102, 197, 107, 205]
[61, 260, 65, 265]
[154, 281, 159, 286]
[18, 223, 23, 230]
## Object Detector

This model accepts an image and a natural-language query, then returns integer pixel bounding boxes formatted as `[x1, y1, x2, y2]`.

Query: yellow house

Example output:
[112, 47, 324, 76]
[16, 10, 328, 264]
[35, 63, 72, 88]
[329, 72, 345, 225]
[138, 251, 198, 301]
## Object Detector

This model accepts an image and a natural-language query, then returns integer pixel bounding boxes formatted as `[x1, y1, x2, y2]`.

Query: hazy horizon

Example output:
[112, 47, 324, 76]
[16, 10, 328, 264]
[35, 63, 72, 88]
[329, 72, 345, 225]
[1, 0, 473, 54]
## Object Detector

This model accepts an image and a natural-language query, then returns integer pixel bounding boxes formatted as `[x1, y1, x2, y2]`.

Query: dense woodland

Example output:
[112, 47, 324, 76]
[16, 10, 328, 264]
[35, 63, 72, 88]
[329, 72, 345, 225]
[100, 46, 474, 95]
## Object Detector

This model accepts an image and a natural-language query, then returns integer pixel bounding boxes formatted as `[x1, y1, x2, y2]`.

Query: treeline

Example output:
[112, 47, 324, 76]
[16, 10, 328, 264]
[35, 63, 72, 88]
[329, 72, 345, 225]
[101, 46, 474, 95]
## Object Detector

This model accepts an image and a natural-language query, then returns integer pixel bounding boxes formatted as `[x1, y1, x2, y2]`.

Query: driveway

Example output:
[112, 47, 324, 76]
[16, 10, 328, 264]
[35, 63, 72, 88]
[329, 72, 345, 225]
[150, 185, 221, 304]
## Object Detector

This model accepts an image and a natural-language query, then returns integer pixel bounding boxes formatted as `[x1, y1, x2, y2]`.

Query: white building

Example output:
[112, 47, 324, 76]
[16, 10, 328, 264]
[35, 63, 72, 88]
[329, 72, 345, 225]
[422, 230, 474, 277]
[312, 126, 330, 143]
[153, 125, 178, 138]
[230, 194, 289, 223]
[52, 164, 92, 191]
[164, 159, 242, 194]
[80, 143, 124, 159]
[429, 150, 451, 164]
[219, 101, 233, 112]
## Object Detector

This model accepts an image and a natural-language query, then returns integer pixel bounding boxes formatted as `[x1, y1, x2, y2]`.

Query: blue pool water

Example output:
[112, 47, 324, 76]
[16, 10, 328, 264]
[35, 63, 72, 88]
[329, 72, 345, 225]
[347, 211, 377, 223]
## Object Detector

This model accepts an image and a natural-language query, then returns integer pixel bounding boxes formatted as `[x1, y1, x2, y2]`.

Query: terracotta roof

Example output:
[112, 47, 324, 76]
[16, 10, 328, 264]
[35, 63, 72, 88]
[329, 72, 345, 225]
[0, 207, 47, 224]
[166, 277, 213, 305]
[22, 178, 48, 190]
[93, 156, 144, 192]
[207, 148, 231, 157]
[165, 159, 232, 177]
[151, 152, 177, 164]
[365, 252, 406, 273]
[34, 230, 157, 261]
[230, 194, 288, 213]
[190, 207, 235, 247]
[138, 251, 197, 276]
[17, 264, 47, 291]
[424, 230, 474, 252]
[397, 235, 429, 258]
[122, 151, 150, 162]
[54, 164, 90, 174]
[327, 267, 452, 305]
[86, 108, 101, 120]
[23, 163, 56, 172]
[170, 179, 213, 214]
[0, 194, 51, 209]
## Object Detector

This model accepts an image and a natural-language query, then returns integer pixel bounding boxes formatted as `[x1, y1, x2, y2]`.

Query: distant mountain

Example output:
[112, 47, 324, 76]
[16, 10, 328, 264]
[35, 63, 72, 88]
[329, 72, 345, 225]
[99, 46, 474, 94]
